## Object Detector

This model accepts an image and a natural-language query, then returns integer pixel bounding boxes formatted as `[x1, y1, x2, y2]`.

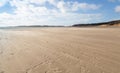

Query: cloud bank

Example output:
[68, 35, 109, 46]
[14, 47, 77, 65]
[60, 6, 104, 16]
[0, 0, 102, 26]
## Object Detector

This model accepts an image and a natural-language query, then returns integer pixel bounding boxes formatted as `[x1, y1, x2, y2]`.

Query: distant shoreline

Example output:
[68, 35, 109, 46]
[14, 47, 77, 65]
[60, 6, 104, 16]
[72, 20, 120, 27]
[0, 20, 120, 28]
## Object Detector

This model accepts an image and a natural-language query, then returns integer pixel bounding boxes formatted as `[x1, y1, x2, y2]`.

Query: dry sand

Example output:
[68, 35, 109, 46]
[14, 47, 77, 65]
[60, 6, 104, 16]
[0, 27, 120, 73]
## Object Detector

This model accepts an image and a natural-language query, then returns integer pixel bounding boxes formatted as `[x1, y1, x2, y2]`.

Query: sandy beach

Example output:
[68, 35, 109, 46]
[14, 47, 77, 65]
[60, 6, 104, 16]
[0, 27, 120, 73]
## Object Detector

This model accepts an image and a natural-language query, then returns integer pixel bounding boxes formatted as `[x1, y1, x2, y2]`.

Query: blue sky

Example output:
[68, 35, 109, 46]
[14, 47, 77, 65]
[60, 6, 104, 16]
[0, 0, 120, 26]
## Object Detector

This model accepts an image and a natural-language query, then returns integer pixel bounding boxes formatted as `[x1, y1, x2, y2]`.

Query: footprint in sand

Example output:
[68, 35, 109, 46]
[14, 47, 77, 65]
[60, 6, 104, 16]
[0, 71, 4, 73]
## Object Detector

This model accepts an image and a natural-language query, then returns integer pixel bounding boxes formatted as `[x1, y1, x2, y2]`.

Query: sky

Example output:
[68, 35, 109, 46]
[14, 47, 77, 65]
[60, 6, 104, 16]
[0, 0, 120, 27]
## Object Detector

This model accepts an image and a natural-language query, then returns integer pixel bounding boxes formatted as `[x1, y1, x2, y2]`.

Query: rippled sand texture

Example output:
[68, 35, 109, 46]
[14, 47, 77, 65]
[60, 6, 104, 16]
[0, 27, 120, 73]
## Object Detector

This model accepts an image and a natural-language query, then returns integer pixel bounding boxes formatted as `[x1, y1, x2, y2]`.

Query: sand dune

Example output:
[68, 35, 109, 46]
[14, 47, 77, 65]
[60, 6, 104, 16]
[0, 27, 120, 73]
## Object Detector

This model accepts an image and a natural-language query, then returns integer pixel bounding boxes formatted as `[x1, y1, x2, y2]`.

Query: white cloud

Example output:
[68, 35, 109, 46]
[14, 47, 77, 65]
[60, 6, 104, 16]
[55, 1, 101, 13]
[115, 6, 120, 13]
[79, 3, 101, 10]
[0, 12, 102, 26]
[72, 2, 101, 11]
[29, 0, 46, 4]
[57, 1, 67, 13]
[0, 0, 102, 26]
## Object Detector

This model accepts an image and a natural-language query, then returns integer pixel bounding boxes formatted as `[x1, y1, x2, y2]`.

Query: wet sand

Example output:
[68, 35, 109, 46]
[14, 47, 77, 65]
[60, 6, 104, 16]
[0, 27, 120, 73]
